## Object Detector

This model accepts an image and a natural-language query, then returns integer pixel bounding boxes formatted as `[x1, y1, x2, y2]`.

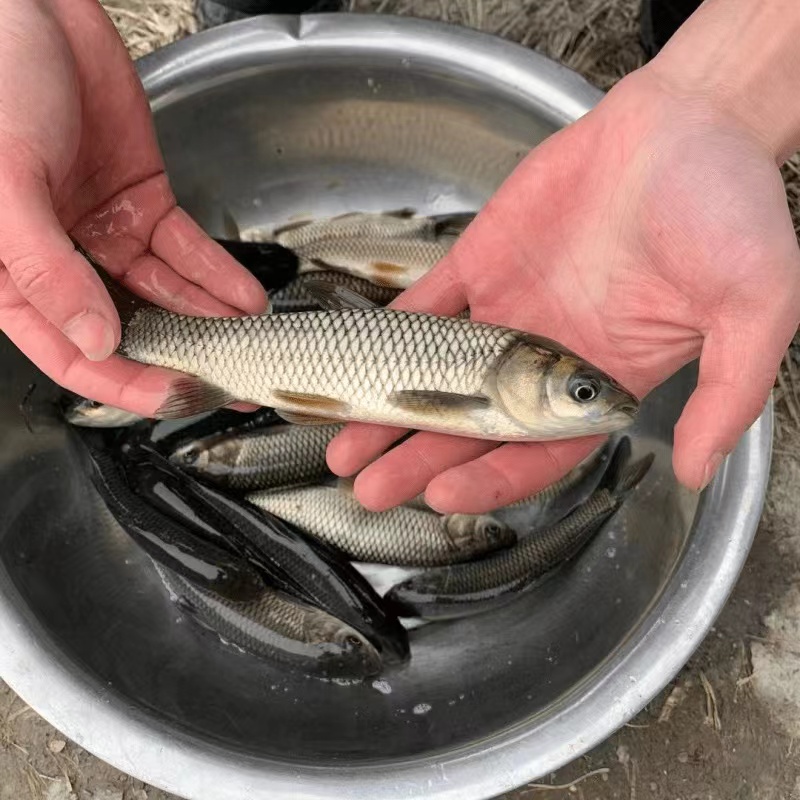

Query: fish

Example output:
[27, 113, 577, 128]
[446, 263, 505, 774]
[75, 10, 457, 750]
[246, 480, 516, 567]
[116, 441, 409, 662]
[273, 210, 474, 289]
[155, 563, 382, 679]
[444, 436, 630, 535]
[213, 238, 299, 292]
[74, 240, 639, 441]
[63, 396, 145, 428]
[385, 451, 655, 620]
[72, 430, 264, 602]
[151, 407, 281, 453]
[169, 422, 341, 492]
[269, 270, 402, 312]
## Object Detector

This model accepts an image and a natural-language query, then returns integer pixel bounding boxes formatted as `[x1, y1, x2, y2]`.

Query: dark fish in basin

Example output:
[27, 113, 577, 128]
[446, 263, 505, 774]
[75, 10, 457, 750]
[269, 270, 402, 312]
[386, 448, 655, 620]
[214, 238, 299, 292]
[155, 563, 383, 679]
[73, 430, 264, 602]
[117, 442, 409, 663]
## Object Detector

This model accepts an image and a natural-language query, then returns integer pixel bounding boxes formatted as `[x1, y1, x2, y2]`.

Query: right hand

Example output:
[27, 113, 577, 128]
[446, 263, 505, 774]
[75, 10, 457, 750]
[0, 0, 267, 416]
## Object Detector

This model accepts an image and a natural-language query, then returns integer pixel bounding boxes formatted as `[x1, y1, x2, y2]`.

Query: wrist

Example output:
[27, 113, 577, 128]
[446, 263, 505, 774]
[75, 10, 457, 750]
[645, 0, 800, 164]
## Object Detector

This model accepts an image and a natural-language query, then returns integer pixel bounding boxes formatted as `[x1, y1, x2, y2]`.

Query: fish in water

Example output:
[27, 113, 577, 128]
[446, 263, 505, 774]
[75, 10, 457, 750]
[72, 430, 264, 602]
[269, 270, 402, 312]
[117, 441, 409, 662]
[63, 396, 145, 428]
[169, 422, 342, 492]
[273, 210, 474, 289]
[246, 480, 516, 567]
[74, 241, 638, 441]
[386, 450, 655, 620]
[155, 563, 382, 679]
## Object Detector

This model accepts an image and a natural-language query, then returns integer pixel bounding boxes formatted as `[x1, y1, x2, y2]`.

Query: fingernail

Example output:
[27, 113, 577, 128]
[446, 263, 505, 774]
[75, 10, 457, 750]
[63, 312, 115, 361]
[700, 451, 725, 491]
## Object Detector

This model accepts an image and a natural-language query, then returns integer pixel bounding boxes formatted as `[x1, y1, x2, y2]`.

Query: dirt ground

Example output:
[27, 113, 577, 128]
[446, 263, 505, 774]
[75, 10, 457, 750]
[3, 0, 800, 798]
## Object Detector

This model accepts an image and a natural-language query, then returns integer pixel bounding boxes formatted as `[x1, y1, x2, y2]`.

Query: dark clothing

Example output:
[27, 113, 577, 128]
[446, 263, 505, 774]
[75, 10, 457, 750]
[196, 0, 705, 59]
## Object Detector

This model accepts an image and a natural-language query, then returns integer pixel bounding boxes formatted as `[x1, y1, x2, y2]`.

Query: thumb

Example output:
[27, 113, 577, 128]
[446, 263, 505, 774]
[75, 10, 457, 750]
[0, 166, 120, 361]
[673, 310, 796, 491]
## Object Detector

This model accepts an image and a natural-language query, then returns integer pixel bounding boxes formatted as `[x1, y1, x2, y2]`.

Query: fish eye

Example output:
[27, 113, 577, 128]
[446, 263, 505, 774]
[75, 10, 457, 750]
[484, 522, 502, 539]
[344, 634, 364, 649]
[569, 376, 601, 404]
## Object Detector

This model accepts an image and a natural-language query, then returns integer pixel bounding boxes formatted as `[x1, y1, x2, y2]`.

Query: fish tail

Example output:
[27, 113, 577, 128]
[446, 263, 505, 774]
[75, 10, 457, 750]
[71, 238, 150, 331]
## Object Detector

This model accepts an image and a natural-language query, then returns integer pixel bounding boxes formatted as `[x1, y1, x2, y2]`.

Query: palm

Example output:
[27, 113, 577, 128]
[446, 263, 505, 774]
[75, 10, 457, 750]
[0, 0, 265, 416]
[328, 70, 800, 512]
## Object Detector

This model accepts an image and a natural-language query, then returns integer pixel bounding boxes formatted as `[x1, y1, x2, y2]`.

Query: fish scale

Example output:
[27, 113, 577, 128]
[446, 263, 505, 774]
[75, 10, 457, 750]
[247, 485, 504, 567]
[122, 307, 524, 437]
[172, 423, 342, 492]
[155, 564, 382, 677]
[81, 239, 637, 441]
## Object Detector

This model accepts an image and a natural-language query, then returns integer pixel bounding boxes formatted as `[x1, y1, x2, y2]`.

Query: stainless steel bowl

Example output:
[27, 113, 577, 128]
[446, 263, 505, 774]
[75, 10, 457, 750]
[0, 14, 772, 800]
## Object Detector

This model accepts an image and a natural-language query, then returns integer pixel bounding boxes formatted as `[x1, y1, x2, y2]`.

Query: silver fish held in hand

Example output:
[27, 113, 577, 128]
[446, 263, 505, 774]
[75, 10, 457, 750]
[74, 241, 638, 440]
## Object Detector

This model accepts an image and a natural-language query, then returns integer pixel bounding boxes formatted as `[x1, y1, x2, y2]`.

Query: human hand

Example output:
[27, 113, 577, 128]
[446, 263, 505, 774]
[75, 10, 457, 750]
[0, 0, 267, 416]
[327, 67, 800, 513]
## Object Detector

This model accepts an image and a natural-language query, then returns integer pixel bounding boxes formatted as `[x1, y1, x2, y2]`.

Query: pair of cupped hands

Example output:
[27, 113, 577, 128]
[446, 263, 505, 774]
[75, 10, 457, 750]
[1, 0, 798, 513]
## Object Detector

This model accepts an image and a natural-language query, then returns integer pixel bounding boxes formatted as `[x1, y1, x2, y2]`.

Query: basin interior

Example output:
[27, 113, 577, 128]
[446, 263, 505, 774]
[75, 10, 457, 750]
[0, 49, 699, 765]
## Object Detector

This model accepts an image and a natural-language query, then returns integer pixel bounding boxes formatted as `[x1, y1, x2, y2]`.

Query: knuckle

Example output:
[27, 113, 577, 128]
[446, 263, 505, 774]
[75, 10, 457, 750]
[6, 252, 54, 300]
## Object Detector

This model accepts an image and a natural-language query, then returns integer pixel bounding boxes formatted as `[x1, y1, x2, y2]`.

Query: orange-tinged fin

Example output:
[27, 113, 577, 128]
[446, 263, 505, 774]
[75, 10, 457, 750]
[275, 410, 339, 426]
[272, 390, 349, 424]
[388, 390, 491, 413]
[370, 261, 407, 275]
[156, 378, 236, 420]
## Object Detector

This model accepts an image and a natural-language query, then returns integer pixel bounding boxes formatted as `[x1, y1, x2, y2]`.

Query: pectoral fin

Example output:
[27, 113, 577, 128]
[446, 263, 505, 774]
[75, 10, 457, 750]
[156, 378, 237, 420]
[388, 390, 491, 413]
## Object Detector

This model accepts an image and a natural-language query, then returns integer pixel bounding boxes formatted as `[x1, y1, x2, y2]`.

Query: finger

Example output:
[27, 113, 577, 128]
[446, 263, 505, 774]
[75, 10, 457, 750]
[0, 271, 184, 417]
[73, 173, 265, 317]
[673, 311, 797, 491]
[150, 207, 268, 314]
[328, 256, 469, 470]
[326, 422, 410, 476]
[0, 167, 119, 361]
[350, 432, 498, 511]
[423, 436, 606, 514]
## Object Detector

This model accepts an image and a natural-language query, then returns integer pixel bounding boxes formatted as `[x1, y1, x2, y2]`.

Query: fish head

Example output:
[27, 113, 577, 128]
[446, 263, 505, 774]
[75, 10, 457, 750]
[169, 441, 211, 471]
[306, 612, 383, 677]
[444, 513, 516, 554]
[494, 339, 639, 437]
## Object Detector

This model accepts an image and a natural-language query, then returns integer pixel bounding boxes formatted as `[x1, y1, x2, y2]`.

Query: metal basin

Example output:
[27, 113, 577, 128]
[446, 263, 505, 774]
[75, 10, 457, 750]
[0, 14, 771, 800]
